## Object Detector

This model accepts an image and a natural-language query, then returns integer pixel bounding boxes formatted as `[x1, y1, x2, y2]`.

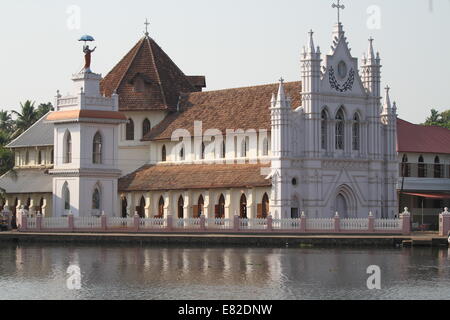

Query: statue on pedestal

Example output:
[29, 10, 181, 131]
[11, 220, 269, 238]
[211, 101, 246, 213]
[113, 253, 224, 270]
[78, 35, 96, 72]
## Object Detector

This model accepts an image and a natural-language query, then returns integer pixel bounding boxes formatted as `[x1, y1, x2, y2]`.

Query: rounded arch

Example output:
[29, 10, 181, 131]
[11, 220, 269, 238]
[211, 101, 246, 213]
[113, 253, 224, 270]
[93, 131, 103, 164]
[333, 184, 357, 218]
[239, 193, 247, 218]
[126, 118, 134, 141]
[216, 194, 225, 219]
[142, 118, 151, 137]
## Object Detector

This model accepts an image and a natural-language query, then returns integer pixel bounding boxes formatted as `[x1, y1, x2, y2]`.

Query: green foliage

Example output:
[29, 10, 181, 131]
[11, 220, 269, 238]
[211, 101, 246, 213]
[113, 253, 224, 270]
[424, 109, 450, 129]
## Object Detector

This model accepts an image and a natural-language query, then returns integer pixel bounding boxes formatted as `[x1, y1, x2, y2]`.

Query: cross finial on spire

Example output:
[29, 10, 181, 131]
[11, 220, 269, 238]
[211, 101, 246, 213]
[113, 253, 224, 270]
[144, 18, 150, 37]
[385, 85, 390, 93]
[279, 77, 284, 84]
[332, 0, 345, 24]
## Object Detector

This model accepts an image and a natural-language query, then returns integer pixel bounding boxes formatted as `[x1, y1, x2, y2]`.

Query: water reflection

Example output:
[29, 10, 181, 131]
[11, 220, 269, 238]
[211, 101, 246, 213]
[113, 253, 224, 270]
[0, 243, 449, 300]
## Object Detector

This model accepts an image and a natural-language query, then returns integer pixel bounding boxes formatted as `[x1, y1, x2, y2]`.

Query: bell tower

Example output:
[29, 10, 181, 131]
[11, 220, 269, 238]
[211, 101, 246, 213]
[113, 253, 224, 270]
[46, 37, 127, 217]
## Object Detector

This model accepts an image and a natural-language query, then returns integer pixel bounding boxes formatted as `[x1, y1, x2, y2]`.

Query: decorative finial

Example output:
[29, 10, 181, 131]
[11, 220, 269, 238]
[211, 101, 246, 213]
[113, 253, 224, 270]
[385, 85, 390, 93]
[279, 77, 284, 84]
[144, 18, 150, 37]
[332, 0, 345, 24]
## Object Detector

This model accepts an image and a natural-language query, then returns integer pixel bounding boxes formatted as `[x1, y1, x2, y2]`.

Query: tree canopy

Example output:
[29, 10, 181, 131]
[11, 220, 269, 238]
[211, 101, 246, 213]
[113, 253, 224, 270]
[423, 109, 450, 129]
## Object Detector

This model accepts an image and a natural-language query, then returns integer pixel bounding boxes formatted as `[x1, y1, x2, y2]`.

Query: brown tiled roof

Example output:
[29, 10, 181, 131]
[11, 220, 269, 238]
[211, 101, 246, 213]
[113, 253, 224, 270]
[118, 163, 271, 192]
[45, 110, 127, 122]
[143, 81, 302, 141]
[100, 36, 204, 112]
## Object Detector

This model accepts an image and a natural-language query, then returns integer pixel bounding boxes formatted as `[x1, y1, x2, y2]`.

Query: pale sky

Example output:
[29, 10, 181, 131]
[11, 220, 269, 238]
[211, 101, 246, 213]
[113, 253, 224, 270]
[0, 0, 448, 124]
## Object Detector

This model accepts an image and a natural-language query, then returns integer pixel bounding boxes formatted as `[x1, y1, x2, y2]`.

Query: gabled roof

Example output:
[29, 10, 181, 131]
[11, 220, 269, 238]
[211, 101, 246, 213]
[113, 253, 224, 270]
[118, 163, 271, 192]
[143, 81, 302, 141]
[397, 119, 450, 155]
[6, 113, 53, 148]
[0, 169, 53, 194]
[100, 36, 205, 112]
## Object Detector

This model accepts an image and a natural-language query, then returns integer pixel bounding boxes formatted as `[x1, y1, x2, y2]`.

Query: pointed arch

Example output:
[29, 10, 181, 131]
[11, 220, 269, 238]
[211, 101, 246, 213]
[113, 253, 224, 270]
[352, 113, 360, 151]
[215, 194, 225, 219]
[92, 184, 101, 212]
[177, 195, 184, 219]
[401, 154, 410, 177]
[136, 196, 146, 218]
[121, 196, 128, 218]
[157, 196, 165, 218]
[434, 156, 442, 178]
[92, 131, 103, 164]
[126, 118, 134, 141]
[62, 182, 70, 212]
[63, 130, 72, 163]
[161, 145, 167, 162]
[335, 107, 345, 150]
[240, 193, 247, 218]
[418, 155, 426, 177]
[321, 108, 329, 150]
[261, 193, 270, 218]
[334, 184, 357, 218]
[197, 195, 204, 218]
[142, 118, 151, 137]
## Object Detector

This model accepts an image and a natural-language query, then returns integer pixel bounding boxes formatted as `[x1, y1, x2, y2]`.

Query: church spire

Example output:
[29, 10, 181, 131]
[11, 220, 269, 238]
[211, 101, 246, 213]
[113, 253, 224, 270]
[367, 37, 375, 62]
[276, 77, 289, 108]
[308, 30, 316, 54]
[383, 85, 392, 111]
[144, 18, 150, 37]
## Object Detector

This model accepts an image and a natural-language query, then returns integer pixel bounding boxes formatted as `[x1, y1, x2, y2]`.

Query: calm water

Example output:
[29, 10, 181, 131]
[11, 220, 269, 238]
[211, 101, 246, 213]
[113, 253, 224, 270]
[0, 243, 449, 300]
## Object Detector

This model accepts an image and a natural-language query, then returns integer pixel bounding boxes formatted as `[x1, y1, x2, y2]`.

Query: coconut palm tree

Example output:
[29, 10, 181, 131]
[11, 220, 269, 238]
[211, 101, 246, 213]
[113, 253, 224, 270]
[36, 102, 53, 119]
[11, 100, 38, 137]
[0, 110, 13, 133]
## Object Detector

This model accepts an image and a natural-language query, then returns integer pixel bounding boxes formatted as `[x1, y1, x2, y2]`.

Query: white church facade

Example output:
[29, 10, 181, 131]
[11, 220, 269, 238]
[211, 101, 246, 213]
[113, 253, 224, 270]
[2, 15, 449, 226]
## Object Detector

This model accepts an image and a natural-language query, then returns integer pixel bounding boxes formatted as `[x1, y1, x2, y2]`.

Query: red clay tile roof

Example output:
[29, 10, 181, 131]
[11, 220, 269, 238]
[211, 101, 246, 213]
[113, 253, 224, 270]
[46, 110, 127, 122]
[100, 36, 204, 112]
[397, 118, 450, 155]
[118, 163, 271, 192]
[143, 81, 302, 141]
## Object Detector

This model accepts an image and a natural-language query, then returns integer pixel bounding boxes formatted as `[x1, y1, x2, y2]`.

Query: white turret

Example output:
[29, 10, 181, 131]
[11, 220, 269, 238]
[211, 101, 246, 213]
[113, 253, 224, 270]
[361, 37, 382, 97]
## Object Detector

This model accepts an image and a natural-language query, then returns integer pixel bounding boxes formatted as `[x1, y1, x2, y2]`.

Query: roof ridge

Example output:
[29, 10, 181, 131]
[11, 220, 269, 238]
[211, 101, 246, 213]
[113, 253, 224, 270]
[146, 37, 168, 108]
[189, 80, 301, 96]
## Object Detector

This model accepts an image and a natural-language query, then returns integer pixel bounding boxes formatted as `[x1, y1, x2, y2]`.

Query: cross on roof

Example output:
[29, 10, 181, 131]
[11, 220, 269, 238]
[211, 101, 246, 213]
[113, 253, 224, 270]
[279, 77, 284, 84]
[332, 0, 345, 24]
[144, 18, 150, 36]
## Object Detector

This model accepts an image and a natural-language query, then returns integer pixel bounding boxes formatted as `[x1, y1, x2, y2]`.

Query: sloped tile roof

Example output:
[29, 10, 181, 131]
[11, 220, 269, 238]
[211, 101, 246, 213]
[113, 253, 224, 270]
[143, 81, 302, 141]
[100, 36, 204, 111]
[397, 119, 450, 155]
[6, 113, 53, 148]
[0, 169, 53, 194]
[118, 163, 271, 192]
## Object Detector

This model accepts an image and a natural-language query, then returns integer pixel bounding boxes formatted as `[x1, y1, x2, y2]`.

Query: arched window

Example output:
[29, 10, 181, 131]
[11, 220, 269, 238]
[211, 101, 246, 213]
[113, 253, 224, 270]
[126, 118, 134, 141]
[197, 195, 204, 218]
[401, 154, 410, 177]
[136, 196, 146, 218]
[92, 132, 102, 164]
[418, 155, 426, 178]
[64, 131, 72, 164]
[240, 194, 247, 218]
[92, 187, 101, 211]
[352, 113, 360, 151]
[321, 109, 328, 150]
[63, 182, 70, 212]
[157, 196, 165, 218]
[178, 196, 184, 219]
[121, 197, 128, 218]
[262, 137, 269, 156]
[434, 156, 442, 178]
[215, 194, 225, 219]
[161, 145, 167, 162]
[201, 142, 206, 160]
[261, 193, 270, 219]
[335, 108, 345, 150]
[142, 119, 151, 138]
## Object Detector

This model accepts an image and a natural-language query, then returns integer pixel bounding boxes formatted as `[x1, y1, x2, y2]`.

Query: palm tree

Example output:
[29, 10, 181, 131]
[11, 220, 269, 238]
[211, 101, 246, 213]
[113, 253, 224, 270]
[0, 110, 13, 133]
[11, 100, 38, 137]
[36, 102, 53, 119]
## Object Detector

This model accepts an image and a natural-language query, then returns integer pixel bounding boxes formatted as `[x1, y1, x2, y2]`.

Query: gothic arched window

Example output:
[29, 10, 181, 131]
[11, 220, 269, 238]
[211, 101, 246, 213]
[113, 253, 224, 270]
[352, 113, 360, 151]
[158, 196, 165, 218]
[92, 187, 101, 211]
[126, 118, 134, 141]
[197, 195, 204, 217]
[63, 182, 70, 212]
[418, 155, 426, 178]
[335, 108, 345, 150]
[64, 131, 72, 164]
[161, 145, 167, 162]
[401, 154, 410, 177]
[142, 119, 151, 138]
[240, 194, 247, 218]
[321, 109, 328, 150]
[178, 196, 184, 219]
[434, 156, 442, 178]
[216, 194, 225, 219]
[261, 193, 270, 219]
[93, 131, 102, 164]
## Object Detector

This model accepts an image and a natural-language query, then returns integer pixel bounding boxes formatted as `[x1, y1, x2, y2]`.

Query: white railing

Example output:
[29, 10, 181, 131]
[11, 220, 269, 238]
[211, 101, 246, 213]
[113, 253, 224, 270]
[374, 219, 401, 230]
[74, 216, 101, 229]
[175, 218, 201, 229]
[42, 217, 69, 229]
[340, 218, 369, 231]
[26, 217, 37, 229]
[140, 218, 166, 229]
[273, 218, 301, 230]
[307, 218, 334, 230]
[108, 217, 133, 228]
[206, 218, 232, 229]
[240, 218, 268, 230]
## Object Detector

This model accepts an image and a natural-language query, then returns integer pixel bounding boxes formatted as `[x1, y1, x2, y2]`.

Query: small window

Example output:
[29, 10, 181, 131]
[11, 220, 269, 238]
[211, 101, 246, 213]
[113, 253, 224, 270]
[93, 132, 102, 164]
[126, 119, 134, 141]
[161, 145, 167, 162]
[63, 182, 70, 211]
[64, 131, 72, 164]
[335, 108, 345, 150]
[142, 119, 151, 137]
[352, 113, 360, 151]
[418, 155, 426, 178]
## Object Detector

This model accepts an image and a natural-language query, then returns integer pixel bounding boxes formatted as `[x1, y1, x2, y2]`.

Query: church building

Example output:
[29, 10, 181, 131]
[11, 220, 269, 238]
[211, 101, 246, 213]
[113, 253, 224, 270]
[1, 12, 449, 224]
